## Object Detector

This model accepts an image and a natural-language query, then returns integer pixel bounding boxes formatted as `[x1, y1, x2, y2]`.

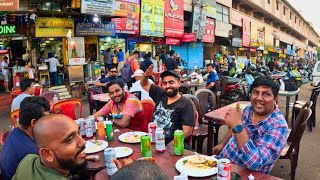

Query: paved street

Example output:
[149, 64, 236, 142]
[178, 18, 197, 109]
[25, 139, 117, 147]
[0, 83, 319, 179]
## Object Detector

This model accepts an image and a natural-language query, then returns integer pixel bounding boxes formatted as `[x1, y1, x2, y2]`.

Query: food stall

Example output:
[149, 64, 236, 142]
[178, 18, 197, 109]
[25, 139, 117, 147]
[67, 37, 86, 84]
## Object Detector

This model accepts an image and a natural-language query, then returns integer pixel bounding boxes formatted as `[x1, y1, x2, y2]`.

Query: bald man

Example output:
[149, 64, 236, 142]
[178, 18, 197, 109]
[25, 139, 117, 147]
[12, 114, 87, 180]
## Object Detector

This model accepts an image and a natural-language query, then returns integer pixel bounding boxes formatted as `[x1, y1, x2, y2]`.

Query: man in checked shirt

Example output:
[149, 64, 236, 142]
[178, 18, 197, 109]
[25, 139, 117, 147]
[213, 76, 288, 174]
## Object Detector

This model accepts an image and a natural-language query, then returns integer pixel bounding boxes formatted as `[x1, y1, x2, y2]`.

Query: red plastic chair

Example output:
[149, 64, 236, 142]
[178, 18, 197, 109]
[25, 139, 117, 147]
[11, 86, 21, 99]
[53, 99, 82, 120]
[0, 130, 10, 145]
[141, 100, 155, 124]
[10, 109, 20, 128]
[34, 86, 43, 96]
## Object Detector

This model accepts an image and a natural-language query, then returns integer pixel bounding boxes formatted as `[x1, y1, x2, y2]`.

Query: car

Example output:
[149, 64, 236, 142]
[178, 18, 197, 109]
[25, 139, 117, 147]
[312, 61, 320, 86]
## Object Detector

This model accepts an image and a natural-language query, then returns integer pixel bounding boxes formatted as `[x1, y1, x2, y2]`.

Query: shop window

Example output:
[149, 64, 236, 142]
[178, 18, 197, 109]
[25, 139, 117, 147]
[268, 0, 270, 4]
[276, 1, 279, 10]
[295, 17, 297, 24]
[41, 2, 62, 11]
[283, 7, 286, 15]
[290, 12, 292, 19]
[216, 3, 229, 23]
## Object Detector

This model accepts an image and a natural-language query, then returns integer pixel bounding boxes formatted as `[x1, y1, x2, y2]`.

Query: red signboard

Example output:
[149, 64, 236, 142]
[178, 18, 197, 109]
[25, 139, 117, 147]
[164, 0, 184, 38]
[201, 18, 215, 43]
[111, 0, 140, 34]
[166, 37, 180, 45]
[242, 19, 251, 47]
[182, 33, 196, 42]
[0, 0, 19, 11]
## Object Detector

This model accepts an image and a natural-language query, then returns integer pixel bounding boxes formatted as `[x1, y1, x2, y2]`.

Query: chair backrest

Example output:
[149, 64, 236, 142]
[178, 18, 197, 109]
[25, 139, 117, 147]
[195, 89, 217, 124]
[10, 109, 20, 128]
[131, 91, 142, 101]
[220, 78, 228, 96]
[0, 130, 10, 145]
[214, 80, 221, 96]
[11, 86, 21, 99]
[87, 86, 102, 105]
[286, 108, 312, 156]
[179, 86, 189, 94]
[34, 86, 43, 96]
[182, 94, 201, 124]
[309, 89, 320, 122]
[289, 101, 312, 142]
[53, 99, 82, 120]
[40, 91, 60, 102]
[141, 100, 156, 124]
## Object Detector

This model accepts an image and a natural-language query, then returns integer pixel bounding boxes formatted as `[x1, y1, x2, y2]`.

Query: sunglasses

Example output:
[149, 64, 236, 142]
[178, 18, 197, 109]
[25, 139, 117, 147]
[110, 71, 117, 73]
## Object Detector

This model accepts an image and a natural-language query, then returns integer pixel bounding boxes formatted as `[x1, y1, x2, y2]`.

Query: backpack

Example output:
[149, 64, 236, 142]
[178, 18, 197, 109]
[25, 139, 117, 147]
[121, 57, 134, 82]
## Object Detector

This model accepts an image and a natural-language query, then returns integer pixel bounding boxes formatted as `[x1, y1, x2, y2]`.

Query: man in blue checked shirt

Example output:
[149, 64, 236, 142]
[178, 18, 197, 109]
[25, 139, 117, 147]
[213, 76, 288, 174]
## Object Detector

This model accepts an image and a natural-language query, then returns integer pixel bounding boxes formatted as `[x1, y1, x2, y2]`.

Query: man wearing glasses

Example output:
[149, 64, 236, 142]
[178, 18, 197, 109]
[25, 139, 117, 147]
[95, 66, 124, 93]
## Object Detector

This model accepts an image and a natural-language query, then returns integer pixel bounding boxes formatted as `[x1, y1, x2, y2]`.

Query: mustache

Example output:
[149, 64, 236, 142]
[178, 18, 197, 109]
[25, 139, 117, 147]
[76, 145, 86, 156]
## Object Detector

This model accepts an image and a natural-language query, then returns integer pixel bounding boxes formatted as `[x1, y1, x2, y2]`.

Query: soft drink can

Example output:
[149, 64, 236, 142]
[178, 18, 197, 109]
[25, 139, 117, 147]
[148, 122, 156, 143]
[85, 120, 93, 138]
[104, 148, 118, 176]
[76, 118, 85, 136]
[155, 128, 165, 153]
[174, 130, 184, 155]
[217, 159, 231, 180]
[89, 116, 97, 133]
[140, 135, 152, 157]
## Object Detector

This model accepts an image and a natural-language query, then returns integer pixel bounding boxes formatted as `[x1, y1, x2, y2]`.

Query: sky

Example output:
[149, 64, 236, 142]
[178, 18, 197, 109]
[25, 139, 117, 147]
[287, 0, 320, 34]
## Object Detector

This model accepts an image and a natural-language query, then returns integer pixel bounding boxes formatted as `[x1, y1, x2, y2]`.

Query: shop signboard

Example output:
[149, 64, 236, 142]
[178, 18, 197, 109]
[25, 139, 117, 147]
[166, 37, 180, 45]
[232, 38, 242, 48]
[250, 22, 258, 47]
[202, 0, 216, 18]
[112, 0, 140, 34]
[140, 0, 165, 37]
[36, 18, 74, 37]
[257, 30, 265, 50]
[242, 18, 250, 47]
[192, 6, 207, 40]
[0, 0, 19, 11]
[164, 0, 184, 38]
[81, 0, 114, 16]
[76, 22, 115, 36]
[287, 45, 292, 55]
[201, 18, 215, 43]
[182, 33, 196, 42]
[0, 25, 16, 35]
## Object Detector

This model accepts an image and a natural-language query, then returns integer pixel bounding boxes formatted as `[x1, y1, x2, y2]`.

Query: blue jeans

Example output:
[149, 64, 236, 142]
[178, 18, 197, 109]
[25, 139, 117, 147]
[50, 72, 57, 86]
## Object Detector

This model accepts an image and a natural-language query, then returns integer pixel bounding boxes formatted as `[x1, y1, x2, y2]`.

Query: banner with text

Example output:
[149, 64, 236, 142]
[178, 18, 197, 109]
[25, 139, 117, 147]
[140, 0, 164, 37]
[76, 22, 115, 36]
[0, 0, 19, 11]
[164, 0, 184, 38]
[36, 18, 74, 37]
[192, 6, 207, 40]
[242, 19, 251, 47]
[201, 18, 215, 43]
[81, 0, 114, 16]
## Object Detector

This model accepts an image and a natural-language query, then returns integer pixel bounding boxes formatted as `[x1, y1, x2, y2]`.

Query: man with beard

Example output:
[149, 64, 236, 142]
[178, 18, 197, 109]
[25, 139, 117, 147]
[141, 65, 196, 146]
[212, 76, 288, 174]
[92, 80, 148, 132]
[12, 114, 87, 180]
[206, 63, 219, 92]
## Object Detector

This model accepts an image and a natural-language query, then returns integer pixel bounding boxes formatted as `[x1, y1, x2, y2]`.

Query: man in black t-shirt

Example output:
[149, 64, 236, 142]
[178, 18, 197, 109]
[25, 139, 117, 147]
[141, 65, 196, 146]
[164, 50, 179, 72]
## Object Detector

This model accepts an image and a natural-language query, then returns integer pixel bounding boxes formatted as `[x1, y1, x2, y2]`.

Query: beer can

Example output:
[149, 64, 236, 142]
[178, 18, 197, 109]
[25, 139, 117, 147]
[148, 122, 157, 143]
[89, 116, 97, 133]
[140, 135, 152, 157]
[104, 148, 118, 176]
[217, 159, 231, 180]
[85, 120, 93, 138]
[174, 130, 184, 155]
[155, 128, 165, 153]
[76, 118, 85, 136]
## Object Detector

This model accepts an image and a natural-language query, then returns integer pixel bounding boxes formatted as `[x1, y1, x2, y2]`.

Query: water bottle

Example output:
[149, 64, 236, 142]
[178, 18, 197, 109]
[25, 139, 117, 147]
[53, 95, 58, 104]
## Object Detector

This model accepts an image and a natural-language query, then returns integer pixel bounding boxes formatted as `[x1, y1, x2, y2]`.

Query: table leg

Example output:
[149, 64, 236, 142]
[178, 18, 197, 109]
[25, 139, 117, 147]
[285, 97, 290, 122]
[207, 121, 214, 156]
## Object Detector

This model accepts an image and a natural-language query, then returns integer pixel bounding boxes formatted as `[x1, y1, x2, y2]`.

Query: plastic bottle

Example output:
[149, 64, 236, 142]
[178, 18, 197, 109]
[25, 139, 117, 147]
[97, 118, 106, 140]
[106, 121, 114, 141]
[53, 95, 58, 104]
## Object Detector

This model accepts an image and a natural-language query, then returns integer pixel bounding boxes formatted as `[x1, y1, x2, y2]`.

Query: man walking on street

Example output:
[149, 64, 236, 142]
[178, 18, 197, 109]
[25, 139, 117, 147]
[103, 48, 113, 70]
[1, 56, 10, 92]
[44, 53, 61, 86]
[117, 49, 125, 73]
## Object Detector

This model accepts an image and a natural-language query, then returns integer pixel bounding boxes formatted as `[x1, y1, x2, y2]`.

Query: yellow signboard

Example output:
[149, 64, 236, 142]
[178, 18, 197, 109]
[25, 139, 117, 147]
[250, 22, 257, 43]
[36, 18, 74, 37]
[140, 0, 164, 37]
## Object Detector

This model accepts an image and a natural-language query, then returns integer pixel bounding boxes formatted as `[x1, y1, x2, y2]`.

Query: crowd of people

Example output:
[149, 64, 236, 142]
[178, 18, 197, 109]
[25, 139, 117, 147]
[0, 50, 296, 179]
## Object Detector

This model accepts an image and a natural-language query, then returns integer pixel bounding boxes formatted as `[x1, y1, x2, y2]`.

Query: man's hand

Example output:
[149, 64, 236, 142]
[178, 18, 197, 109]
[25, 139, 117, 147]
[212, 144, 224, 155]
[224, 103, 243, 128]
[113, 158, 133, 169]
[144, 64, 154, 77]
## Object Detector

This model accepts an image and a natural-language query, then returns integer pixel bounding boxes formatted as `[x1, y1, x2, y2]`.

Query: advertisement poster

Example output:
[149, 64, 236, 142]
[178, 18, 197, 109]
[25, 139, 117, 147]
[112, 0, 140, 34]
[81, 0, 114, 16]
[76, 22, 115, 36]
[250, 22, 258, 47]
[166, 37, 180, 45]
[257, 31, 265, 48]
[182, 33, 196, 42]
[192, 6, 207, 40]
[201, 18, 215, 43]
[0, 0, 19, 11]
[202, 0, 216, 18]
[164, 0, 184, 38]
[36, 18, 74, 37]
[140, 0, 165, 37]
[242, 18, 251, 47]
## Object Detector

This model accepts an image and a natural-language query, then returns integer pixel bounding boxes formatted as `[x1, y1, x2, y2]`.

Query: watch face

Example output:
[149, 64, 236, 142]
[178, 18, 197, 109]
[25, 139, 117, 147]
[234, 125, 244, 133]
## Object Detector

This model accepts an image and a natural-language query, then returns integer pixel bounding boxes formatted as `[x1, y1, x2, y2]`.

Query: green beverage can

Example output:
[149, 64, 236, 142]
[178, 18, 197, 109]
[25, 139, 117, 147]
[106, 121, 114, 141]
[140, 135, 152, 157]
[174, 130, 184, 155]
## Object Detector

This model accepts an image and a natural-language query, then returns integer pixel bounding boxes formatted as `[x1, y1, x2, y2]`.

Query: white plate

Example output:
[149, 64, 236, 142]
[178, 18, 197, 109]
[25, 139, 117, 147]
[118, 131, 148, 143]
[175, 155, 218, 177]
[85, 140, 108, 154]
[114, 147, 133, 158]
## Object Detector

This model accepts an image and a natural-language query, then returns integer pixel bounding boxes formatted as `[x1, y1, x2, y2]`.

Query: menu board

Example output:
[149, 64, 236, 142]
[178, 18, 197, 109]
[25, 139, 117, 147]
[81, 0, 114, 15]
[201, 18, 215, 43]
[112, 0, 140, 34]
[140, 0, 165, 37]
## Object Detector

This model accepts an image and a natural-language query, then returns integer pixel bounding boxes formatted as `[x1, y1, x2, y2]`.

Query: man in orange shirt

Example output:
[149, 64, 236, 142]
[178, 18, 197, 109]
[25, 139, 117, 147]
[126, 51, 140, 88]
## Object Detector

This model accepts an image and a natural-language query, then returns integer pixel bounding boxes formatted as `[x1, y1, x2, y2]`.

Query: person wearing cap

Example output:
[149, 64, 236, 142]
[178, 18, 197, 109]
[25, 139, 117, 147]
[140, 64, 196, 147]
[129, 69, 153, 101]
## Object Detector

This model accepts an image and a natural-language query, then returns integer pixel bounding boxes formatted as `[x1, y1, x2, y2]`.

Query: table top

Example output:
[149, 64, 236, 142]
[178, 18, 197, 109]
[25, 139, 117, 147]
[181, 81, 207, 88]
[278, 88, 300, 97]
[92, 93, 110, 102]
[88, 128, 282, 180]
[204, 101, 251, 124]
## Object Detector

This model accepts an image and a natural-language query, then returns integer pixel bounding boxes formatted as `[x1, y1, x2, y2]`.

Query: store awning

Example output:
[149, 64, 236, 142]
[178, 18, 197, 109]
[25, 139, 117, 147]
[267, 47, 277, 53]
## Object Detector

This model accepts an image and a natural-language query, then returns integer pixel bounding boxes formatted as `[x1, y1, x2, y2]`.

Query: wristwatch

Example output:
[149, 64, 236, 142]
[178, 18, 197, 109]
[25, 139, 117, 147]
[232, 124, 244, 133]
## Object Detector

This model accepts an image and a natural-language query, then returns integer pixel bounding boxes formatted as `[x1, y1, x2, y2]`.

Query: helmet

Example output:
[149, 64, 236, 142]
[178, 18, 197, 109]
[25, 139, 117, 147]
[249, 64, 257, 71]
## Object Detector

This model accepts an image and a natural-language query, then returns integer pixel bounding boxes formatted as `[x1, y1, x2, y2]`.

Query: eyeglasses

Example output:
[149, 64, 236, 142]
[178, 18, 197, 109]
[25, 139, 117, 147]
[110, 71, 117, 73]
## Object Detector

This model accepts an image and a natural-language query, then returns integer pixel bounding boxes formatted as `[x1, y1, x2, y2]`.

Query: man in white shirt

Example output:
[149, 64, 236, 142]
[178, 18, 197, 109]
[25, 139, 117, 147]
[1, 56, 10, 92]
[44, 53, 61, 86]
[11, 78, 35, 112]
[129, 69, 153, 101]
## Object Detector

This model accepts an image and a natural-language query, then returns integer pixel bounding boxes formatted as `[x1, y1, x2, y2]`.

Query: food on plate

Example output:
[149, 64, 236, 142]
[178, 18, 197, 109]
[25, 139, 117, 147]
[124, 133, 141, 142]
[126, 23, 133, 30]
[143, 4, 152, 12]
[138, 157, 155, 163]
[143, 14, 151, 21]
[91, 139, 103, 145]
[182, 156, 217, 169]
[86, 155, 100, 161]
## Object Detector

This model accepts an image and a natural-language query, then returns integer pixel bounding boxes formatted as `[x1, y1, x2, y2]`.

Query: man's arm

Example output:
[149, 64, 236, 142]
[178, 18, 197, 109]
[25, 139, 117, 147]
[113, 115, 131, 128]
[140, 64, 154, 93]
[182, 125, 193, 138]
[92, 102, 111, 118]
[206, 82, 215, 89]
[94, 81, 107, 87]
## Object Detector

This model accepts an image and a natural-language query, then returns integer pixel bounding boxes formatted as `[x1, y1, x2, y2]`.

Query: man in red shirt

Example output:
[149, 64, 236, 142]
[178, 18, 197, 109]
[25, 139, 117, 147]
[92, 80, 147, 132]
